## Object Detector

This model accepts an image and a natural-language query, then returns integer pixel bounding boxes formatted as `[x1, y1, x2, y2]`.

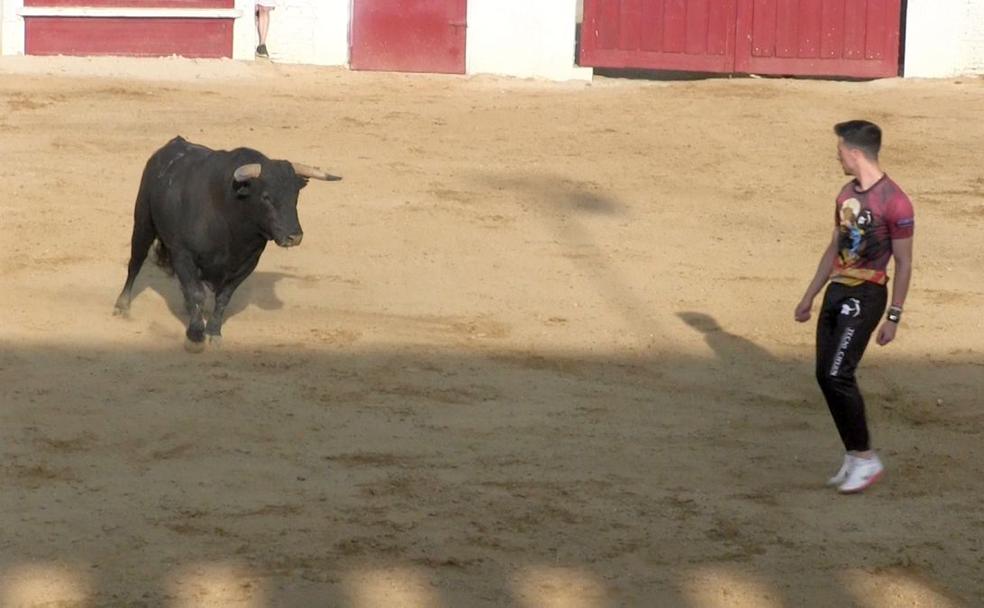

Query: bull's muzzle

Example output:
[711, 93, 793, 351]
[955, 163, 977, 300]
[279, 232, 303, 248]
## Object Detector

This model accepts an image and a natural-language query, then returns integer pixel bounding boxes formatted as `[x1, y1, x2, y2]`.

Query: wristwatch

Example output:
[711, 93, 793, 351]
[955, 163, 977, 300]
[886, 305, 902, 323]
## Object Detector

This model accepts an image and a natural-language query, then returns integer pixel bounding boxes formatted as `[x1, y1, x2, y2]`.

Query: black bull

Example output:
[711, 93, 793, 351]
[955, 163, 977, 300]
[114, 136, 340, 351]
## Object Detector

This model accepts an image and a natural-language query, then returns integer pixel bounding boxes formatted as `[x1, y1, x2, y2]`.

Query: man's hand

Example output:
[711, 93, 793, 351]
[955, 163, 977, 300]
[794, 299, 813, 323]
[876, 321, 898, 346]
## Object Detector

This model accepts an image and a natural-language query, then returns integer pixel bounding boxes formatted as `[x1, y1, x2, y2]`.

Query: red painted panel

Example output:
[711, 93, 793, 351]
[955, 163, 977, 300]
[596, 0, 621, 49]
[865, 0, 888, 59]
[774, 0, 797, 58]
[685, 0, 708, 55]
[25, 0, 231, 6]
[734, 54, 897, 77]
[797, 0, 823, 57]
[25, 17, 231, 57]
[662, 0, 687, 53]
[619, 0, 643, 52]
[350, 0, 466, 74]
[843, 0, 867, 59]
[820, 0, 846, 59]
[750, 0, 777, 57]
[581, 0, 737, 72]
[706, 1, 732, 56]
[639, 0, 666, 52]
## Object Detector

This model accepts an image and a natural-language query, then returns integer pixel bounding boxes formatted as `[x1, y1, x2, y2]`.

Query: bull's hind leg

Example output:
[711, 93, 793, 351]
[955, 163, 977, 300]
[114, 199, 156, 317]
[171, 252, 208, 353]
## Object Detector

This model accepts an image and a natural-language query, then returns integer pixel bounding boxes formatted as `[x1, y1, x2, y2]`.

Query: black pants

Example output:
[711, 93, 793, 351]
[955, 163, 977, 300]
[815, 281, 887, 452]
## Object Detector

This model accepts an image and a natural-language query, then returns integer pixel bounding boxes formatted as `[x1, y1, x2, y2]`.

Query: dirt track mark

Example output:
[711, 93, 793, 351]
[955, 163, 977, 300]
[4, 93, 58, 111]
[4, 462, 79, 487]
[309, 327, 362, 346]
[323, 452, 411, 468]
[376, 382, 500, 405]
[33, 433, 97, 454]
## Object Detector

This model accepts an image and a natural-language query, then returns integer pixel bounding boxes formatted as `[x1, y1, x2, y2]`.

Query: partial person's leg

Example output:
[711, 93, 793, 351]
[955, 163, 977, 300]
[256, 6, 271, 56]
[815, 284, 857, 450]
[817, 283, 886, 452]
[816, 285, 857, 486]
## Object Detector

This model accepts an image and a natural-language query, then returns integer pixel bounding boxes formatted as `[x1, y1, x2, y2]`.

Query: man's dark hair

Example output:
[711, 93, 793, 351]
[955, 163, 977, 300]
[834, 120, 881, 159]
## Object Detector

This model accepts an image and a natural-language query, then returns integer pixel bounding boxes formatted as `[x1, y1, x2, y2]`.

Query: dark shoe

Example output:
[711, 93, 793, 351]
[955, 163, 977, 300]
[256, 44, 269, 58]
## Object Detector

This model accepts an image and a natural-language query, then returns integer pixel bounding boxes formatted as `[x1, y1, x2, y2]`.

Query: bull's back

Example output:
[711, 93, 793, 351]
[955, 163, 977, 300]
[137, 137, 215, 228]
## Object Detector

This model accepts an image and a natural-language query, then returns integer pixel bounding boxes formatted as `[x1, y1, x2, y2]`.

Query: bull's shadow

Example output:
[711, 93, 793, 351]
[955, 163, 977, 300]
[126, 262, 294, 325]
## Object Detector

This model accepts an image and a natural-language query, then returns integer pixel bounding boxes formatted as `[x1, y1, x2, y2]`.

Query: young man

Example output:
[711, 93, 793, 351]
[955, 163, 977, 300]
[794, 120, 914, 494]
[255, 0, 277, 58]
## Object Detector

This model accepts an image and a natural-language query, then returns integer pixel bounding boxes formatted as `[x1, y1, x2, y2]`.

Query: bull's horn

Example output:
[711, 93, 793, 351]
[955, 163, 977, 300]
[233, 163, 262, 182]
[291, 162, 342, 181]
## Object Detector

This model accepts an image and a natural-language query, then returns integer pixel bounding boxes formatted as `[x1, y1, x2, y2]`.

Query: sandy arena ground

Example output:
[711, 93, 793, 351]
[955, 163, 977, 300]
[0, 56, 982, 607]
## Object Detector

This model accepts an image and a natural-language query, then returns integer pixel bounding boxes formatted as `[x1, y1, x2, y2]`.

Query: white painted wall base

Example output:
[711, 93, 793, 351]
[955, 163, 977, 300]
[251, 0, 349, 66]
[904, 0, 984, 77]
[466, 0, 591, 81]
[1, 0, 24, 56]
[232, 0, 255, 61]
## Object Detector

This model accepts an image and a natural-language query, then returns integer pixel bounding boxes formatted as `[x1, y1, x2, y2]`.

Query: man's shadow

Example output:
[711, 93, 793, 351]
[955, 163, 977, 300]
[677, 311, 814, 407]
[677, 311, 778, 365]
[127, 263, 295, 323]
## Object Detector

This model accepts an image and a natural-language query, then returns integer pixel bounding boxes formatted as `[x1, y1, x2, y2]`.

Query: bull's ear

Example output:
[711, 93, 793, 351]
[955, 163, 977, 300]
[296, 176, 309, 191]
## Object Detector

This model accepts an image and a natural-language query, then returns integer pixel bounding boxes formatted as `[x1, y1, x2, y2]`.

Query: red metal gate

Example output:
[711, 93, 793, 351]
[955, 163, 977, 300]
[23, 0, 234, 58]
[350, 0, 467, 74]
[581, 0, 902, 78]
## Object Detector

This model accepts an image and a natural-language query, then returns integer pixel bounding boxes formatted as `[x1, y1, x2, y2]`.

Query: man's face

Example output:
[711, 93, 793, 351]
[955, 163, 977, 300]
[836, 138, 856, 176]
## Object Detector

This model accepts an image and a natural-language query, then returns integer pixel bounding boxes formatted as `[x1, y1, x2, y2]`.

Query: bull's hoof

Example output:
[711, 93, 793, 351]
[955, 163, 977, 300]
[113, 301, 130, 318]
[184, 338, 207, 354]
[207, 334, 223, 348]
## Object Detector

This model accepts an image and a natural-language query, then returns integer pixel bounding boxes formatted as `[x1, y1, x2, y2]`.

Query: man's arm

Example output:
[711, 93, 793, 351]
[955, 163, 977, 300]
[876, 237, 913, 346]
[794, 228, 839, 323]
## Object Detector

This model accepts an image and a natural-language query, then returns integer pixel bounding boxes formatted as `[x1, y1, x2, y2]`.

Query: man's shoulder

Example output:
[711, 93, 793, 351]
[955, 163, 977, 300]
[881, 176, 914, 208]
[878, 174, 908, 194]
[836, 180, 857, 200]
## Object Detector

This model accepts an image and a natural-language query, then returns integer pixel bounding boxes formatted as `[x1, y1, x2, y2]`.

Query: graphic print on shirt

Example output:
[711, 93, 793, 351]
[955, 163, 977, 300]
[837, 197, 884, 269]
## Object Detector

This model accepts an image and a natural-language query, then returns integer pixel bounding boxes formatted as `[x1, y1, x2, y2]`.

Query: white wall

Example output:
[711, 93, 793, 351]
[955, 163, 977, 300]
[905, 0, 984, 77]
[1, 0, 24, 56]
[466, 0, 591, 81]
[254, 0, 349, 66]
[0, 0, 348, 65]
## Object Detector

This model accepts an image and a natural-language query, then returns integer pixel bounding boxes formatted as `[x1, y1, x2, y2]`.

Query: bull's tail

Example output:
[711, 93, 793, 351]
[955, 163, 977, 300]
[153, 240, 175, 276]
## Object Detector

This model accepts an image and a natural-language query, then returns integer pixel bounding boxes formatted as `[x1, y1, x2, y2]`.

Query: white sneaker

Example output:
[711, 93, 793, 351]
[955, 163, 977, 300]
[827, 454, 857, 487]
[838, 454, 884, 494]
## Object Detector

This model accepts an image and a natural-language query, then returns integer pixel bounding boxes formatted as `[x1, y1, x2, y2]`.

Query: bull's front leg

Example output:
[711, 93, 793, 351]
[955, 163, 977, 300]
[172, 252, 208, 353]
[204, 284, 237, 347]
[205, 251, 262, 346]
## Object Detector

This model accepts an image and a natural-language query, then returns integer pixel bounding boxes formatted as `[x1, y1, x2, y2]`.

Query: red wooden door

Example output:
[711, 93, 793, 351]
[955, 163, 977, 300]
[580, 0, 901, 78]
[581, 0, 738, 72]
[735, 0, 902, 78]
[350, 0, 467, 74]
